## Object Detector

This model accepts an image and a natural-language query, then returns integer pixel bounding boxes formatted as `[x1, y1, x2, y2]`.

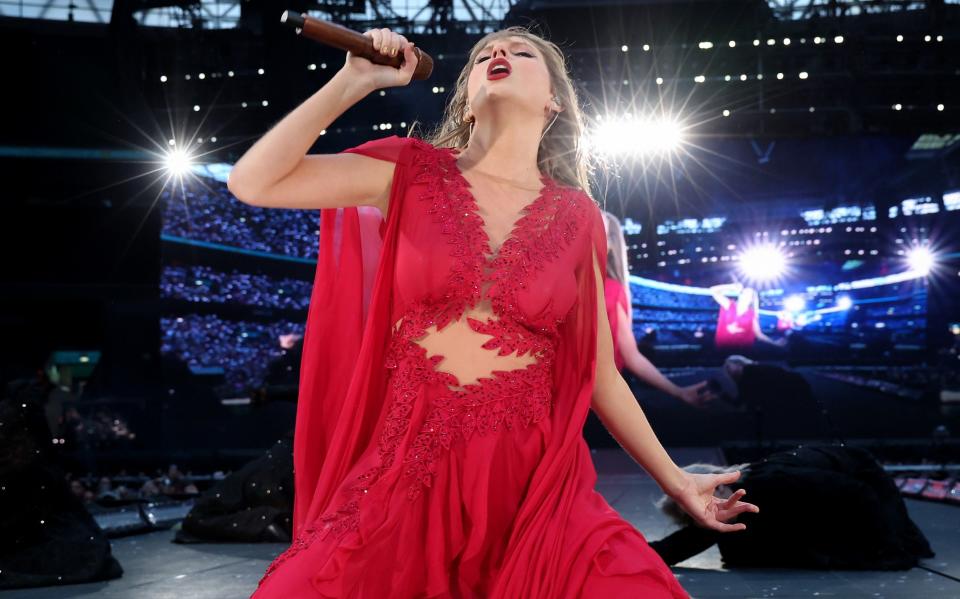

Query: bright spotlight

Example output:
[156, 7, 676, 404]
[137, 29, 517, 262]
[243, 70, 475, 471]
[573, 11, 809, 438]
[738, 244, 787, 282]
[906, 246, 934, 275]
[784, 294, 806, 313]
[836, 296, 853, 310]
[587, 115, 684, 157]
[164, 149, 193, 177]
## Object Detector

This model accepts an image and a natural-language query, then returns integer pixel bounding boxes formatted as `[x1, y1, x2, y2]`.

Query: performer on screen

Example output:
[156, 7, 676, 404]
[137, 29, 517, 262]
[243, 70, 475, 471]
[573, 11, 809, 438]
[710, 283, 786, 351]
[228, 24, 757, 598]
[601, 211, 714, 406]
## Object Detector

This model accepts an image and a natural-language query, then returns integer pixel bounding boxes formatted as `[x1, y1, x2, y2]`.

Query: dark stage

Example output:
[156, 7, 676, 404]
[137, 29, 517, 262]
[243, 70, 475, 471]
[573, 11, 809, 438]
[4, 449, 958, 599]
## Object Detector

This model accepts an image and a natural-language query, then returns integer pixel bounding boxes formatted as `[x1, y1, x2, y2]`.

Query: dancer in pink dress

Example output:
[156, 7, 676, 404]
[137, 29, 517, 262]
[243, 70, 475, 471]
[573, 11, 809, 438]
[228, 24, 758, 598]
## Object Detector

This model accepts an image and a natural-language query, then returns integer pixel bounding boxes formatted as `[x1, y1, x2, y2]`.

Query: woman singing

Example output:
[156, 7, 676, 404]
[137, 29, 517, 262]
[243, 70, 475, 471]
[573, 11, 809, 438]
[710, 283, 785, 351]
[601, 211, 712, 407]
[228, 24, 757, 598]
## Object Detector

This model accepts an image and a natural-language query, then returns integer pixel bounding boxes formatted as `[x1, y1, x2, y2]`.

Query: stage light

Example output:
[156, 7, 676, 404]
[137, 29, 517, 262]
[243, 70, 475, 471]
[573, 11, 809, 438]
[723, 109, 730, 117]
[834, 35, 844, 43]
[729, 40, 736, 47]
[228, 70, 234, 77]
[258, 68, 265, 75]
[694, 75, 705, 83]
[924, 35, 932, 42]
[586, 115, 685, 157]
[753, 39, 759, 46]
[193, 105, 200, 112]
[777, 72, 784, 79]
[784, 295, 806, 312]
[642, 44, 650, 51]
[938, 104, 945, 111]
[164, 148, 192, 177]
[160, 75, 167, 82]
[799, 71, 809, 79]
[897, 35, 904, 42]
[738, 244, 787, 282]
[783, 38, 791, 45]
[906, 247, 934, 275]
[621, 45, 628, 52]
[698, 41, 713, 49]
[198, 73, 205, 79]
[836, 296, 853, 310]
[655, 77, 664, 85]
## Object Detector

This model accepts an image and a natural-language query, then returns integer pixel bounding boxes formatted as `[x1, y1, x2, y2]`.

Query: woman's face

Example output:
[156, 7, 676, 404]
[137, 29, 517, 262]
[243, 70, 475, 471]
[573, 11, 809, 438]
[466, 35, 554, 123]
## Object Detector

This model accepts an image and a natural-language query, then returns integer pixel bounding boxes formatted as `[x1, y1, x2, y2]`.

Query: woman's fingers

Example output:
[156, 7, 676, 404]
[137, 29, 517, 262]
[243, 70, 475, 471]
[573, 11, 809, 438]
[367, 28, 382, 51]
[718, 470, 742, 485]
[721, 488, 747, 508]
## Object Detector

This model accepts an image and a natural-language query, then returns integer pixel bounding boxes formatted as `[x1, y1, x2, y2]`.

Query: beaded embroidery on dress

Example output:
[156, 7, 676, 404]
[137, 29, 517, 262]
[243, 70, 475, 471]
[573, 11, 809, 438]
[252, 135, 690, 599]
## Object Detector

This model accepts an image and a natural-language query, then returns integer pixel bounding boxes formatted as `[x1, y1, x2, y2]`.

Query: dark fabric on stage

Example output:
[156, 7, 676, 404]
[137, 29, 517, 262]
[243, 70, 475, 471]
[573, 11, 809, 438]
[175, 435, 295, 544]
[649, 445, 935, 570]
[0, 383, 123, 589]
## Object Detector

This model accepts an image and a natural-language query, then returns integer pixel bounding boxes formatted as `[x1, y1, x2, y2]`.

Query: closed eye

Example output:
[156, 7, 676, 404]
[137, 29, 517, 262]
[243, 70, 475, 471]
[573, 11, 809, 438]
[475, 51, 536, 64]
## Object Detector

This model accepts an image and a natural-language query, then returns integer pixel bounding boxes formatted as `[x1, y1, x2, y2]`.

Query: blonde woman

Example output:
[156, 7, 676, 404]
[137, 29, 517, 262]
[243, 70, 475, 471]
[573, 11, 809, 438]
[601, 211, 712, 407]
[229, 24, 757, 598]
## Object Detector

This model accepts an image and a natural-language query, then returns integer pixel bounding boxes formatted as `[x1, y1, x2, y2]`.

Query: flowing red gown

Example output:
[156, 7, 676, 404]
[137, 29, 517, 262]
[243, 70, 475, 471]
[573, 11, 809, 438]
[251, 135, 690, 598]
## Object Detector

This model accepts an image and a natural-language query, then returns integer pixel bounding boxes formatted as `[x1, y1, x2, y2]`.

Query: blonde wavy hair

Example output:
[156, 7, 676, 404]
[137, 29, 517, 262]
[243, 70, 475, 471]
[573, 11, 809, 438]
[408, 25, 594, 196]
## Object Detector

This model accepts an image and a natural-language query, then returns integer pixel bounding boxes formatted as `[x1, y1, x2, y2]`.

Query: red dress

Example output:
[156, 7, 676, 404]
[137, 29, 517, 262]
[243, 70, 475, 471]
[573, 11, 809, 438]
[603, 277, 630, 372]
[714, 301, 756, 349]
[252, 135, 689, 598]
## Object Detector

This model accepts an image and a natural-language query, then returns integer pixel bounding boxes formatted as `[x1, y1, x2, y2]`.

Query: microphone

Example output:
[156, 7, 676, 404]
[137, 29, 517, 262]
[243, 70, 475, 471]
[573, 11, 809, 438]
[279, 11, 434, 81]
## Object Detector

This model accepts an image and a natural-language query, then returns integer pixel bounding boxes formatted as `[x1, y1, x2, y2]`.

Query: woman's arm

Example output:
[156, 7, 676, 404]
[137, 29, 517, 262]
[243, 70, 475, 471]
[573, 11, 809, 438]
[753, 317, 786, 347]
[227, 30, 419, 211]
[590, 236, 758, 531]
[709, 283, 740, 309]
[590, 254, 688, 496]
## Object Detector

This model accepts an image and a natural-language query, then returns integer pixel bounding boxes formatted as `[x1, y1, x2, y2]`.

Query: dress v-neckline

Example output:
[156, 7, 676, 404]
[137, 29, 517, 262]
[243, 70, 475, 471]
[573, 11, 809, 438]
[446, 148, 553, 265]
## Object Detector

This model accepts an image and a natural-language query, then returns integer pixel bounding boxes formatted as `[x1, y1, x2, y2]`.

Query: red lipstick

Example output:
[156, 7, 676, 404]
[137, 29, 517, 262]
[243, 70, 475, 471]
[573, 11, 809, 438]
[486, 57, 512, 80]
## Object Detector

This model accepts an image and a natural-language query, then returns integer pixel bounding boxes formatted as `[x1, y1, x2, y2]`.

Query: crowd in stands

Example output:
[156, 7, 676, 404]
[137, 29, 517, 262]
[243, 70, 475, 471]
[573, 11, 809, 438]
[161, 183, 319, 259]
[161, 265, 313, 311]
[161, 314, 305, 395]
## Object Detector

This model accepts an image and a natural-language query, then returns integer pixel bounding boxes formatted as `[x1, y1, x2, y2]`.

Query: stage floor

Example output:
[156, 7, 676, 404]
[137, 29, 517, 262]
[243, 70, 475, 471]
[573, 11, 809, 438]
[4, 448, 959, 599]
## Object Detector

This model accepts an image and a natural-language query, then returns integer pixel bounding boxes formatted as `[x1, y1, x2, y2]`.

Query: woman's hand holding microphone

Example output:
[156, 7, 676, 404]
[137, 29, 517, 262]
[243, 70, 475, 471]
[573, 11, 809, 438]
[343, 28, 420, 93]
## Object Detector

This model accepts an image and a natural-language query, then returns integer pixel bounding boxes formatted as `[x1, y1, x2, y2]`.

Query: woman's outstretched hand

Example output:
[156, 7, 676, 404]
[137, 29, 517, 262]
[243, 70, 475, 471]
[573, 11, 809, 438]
[668, 470, 759, 532]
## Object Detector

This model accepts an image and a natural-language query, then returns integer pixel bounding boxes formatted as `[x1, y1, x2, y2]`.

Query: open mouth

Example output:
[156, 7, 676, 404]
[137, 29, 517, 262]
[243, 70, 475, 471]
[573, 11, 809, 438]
[487, 57, 511, 80]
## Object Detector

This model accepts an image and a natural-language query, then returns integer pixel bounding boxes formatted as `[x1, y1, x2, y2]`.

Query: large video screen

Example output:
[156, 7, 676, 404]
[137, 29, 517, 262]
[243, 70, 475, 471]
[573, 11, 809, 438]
[159, 168, 937, 397]
[622, 209, 932, 364]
